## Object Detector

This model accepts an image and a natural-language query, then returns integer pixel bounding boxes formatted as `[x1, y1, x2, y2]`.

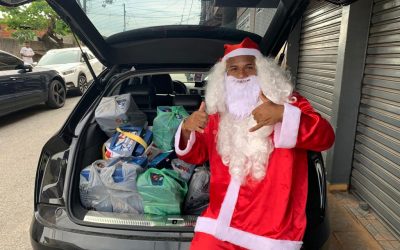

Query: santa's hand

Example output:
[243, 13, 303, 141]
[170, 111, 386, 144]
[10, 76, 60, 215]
[182, 101, 209, 133]
[249, 92, 284, 132]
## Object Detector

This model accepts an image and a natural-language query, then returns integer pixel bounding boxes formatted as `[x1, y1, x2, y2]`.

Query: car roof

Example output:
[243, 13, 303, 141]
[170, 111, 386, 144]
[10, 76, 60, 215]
[46, 47, 90, 53]
[0, 49, 20, 59]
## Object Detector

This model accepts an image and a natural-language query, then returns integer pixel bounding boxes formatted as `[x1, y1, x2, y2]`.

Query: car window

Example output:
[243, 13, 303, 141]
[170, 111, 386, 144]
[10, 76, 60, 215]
[78, 0, 278, 38]
[0, 51, 21, 71]
[37, 50, 80, 66]
[170, 73, 205, 88]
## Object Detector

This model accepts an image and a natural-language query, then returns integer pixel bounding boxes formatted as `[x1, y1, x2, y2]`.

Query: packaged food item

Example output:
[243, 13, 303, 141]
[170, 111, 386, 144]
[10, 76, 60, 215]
[171, 158, 196, 182]
[147, 150, 176, 169]
[124, 155, 148, 168]
[144, 142, 163, 161]
[103, 126, 152, 159]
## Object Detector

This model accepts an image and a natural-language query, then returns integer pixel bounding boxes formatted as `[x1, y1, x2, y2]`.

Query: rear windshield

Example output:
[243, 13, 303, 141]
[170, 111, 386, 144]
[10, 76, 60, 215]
[77, 0, 277, 37]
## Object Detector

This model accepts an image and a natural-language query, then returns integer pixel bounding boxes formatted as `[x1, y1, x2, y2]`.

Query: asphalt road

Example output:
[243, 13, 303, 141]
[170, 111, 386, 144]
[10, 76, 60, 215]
[0, 96, 80, 250]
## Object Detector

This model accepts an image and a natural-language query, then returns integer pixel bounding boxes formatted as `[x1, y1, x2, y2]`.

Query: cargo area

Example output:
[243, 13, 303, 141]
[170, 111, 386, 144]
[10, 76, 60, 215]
[69, 71, 210, 229]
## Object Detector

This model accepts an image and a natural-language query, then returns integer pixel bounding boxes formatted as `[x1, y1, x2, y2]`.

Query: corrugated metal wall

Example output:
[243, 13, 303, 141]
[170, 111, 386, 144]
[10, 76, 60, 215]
[351, 0, 400, 235]
[296, 1, 342, 121]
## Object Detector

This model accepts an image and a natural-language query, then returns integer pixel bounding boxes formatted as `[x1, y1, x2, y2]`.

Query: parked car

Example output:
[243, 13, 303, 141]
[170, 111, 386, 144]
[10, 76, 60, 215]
[0, 49, 66, 117]
[36, 47, 103, 95]
[0, 0, 350, 249]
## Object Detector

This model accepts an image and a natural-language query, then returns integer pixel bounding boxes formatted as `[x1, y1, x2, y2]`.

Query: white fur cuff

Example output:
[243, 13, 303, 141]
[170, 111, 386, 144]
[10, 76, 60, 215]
[273, 103, 301, 148]
[222, 48, 262, 62]
[174, 121, 196, 156]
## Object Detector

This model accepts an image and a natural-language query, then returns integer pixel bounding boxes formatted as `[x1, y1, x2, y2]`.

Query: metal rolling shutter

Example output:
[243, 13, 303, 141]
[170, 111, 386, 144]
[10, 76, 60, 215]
[351, 0, 400, 235]
[296, 1, 342, 121]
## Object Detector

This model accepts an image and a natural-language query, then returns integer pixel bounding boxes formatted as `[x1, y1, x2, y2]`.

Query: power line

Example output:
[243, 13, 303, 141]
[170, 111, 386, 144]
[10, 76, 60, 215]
[87, 12, 183, 18]
[187, 0, 194, 24]
[179, 0, 187, 24]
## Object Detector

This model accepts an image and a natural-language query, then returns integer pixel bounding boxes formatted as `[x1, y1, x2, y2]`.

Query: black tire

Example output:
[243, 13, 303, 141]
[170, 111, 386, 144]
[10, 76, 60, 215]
[77, 73, 88, 95]
[46, 79, 66, 109]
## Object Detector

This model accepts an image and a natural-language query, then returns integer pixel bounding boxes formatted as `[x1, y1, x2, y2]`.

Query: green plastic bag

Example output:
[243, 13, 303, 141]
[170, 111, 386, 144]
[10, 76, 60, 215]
[137, 168, 188, 215]
[152, 106, 189, 151]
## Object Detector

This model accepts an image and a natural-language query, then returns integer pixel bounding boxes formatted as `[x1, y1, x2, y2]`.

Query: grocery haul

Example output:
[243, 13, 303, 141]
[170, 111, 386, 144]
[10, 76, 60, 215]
[79, 94, 210, 217]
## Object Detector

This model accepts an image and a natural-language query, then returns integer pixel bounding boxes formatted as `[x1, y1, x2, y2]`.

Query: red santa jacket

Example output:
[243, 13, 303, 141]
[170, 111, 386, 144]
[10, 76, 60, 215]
[174, 94, 335, 250]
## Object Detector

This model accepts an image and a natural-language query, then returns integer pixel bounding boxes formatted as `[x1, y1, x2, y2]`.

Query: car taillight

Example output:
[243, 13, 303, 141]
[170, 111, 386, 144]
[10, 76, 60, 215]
[35, 149, 69, 209]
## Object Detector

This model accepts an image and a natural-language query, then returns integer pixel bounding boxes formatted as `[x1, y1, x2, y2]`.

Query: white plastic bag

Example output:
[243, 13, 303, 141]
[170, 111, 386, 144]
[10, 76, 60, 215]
[79, 158, 144, 214]
[102, 159, 144, 213]
[79, 160, 113, 212]
[95, 93, 147, 136]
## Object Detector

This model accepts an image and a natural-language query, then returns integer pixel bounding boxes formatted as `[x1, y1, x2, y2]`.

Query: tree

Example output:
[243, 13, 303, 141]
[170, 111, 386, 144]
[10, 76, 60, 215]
[0, 0, 71, 49]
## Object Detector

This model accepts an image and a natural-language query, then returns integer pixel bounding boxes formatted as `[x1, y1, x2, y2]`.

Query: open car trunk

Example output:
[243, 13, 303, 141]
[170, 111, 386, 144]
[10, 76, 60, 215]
[73, 122, 200, 229]
[68, 69, 209, 230]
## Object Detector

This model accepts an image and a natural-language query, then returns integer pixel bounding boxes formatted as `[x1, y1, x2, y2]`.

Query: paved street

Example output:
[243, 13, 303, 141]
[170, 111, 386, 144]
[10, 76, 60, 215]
[0, 96, 80, 250]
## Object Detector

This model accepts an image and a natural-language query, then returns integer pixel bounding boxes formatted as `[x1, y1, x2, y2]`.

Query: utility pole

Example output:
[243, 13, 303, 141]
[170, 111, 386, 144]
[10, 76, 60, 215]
[123, 3, 126, 31]
[83, 0, 87, 13]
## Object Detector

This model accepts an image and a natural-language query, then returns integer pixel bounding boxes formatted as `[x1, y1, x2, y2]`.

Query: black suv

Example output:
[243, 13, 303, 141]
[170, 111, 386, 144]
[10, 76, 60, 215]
[0, 0, 348, 249]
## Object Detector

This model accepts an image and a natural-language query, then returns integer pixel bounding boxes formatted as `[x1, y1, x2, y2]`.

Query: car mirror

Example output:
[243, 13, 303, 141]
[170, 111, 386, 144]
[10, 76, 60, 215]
[16, 64, 33, 73]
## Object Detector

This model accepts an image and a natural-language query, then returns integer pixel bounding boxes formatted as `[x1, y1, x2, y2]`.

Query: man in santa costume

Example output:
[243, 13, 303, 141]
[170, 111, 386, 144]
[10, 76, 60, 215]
[174, 37, 335, 250]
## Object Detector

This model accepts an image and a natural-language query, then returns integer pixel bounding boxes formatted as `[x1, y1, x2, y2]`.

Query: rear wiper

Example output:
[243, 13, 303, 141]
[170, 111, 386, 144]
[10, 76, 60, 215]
[71, 31, 100, 87]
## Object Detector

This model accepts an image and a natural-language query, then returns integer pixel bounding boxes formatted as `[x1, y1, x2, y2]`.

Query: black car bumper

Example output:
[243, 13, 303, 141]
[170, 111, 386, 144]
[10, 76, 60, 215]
[30, 205, 192, 250]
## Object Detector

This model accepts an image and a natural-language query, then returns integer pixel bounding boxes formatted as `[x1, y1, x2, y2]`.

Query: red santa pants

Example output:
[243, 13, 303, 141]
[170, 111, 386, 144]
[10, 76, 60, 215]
[190, 232, 247, 250]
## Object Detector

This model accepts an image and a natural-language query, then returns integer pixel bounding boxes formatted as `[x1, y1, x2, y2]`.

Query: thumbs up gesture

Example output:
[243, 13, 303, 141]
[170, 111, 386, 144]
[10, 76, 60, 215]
[182, 101, 209, 134]
[249, 92, 284, 132]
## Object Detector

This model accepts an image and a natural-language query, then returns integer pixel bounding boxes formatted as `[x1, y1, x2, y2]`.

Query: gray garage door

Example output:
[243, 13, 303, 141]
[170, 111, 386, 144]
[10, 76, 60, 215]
[351, 0, 400, 235]
[296, 1, 342, 121]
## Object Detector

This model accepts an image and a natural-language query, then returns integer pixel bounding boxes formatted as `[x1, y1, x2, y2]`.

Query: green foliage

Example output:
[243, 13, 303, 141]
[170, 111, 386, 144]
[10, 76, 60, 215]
[11, 30, 36, 43]
[0, 0, 70, 43]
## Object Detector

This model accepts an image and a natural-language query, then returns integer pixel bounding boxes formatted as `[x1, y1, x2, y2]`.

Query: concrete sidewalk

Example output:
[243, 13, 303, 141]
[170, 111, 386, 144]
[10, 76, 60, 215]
[322, 192, 399, 250]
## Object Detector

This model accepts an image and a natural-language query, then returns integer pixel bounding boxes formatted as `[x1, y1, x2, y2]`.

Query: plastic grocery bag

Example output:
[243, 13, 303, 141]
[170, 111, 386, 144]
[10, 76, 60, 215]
[183, 166, 210, 215]
[152, 106, 189, 151]
[79, 160, 112, 212]
[102, 158, 144, 213]
[137, 168, 188, 215]
[79, 158, 144, 213]
[95, 93, 147, 136]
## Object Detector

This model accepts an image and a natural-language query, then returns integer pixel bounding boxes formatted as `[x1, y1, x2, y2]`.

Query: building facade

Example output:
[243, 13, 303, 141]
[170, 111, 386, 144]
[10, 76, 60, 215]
[288, 0, 399, 237]
[200, 0, 400, 237]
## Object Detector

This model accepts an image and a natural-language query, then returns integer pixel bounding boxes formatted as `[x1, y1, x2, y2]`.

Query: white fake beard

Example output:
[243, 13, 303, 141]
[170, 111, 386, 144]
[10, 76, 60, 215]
[217, 113, 275, 184]
[225, 75, 261, 120]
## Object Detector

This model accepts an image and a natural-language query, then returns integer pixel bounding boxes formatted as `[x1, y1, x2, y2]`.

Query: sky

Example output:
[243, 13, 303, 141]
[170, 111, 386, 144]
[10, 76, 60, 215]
[80, 0, 202, 37]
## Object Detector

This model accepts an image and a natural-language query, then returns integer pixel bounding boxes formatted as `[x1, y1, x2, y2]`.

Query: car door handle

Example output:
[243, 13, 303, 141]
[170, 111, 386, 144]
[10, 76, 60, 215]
[9, 77, 21, 80]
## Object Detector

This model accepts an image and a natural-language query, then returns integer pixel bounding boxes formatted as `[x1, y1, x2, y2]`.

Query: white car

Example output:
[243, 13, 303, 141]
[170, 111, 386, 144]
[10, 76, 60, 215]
[37, 47, 103, 94]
